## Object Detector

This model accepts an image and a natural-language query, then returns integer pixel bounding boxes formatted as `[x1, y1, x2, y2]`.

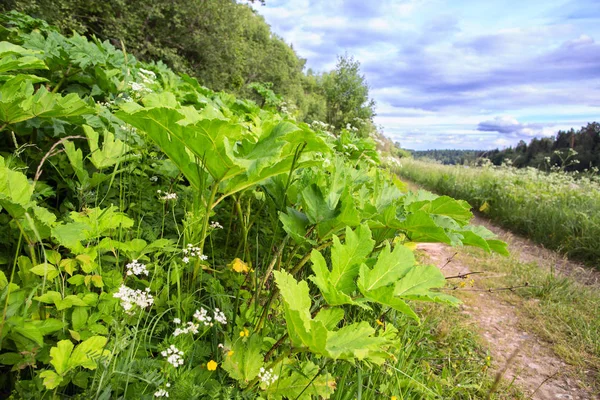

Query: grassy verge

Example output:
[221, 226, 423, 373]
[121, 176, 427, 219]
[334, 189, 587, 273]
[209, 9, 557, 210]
[455, 246, 600, 393]
[331, 304, 524, 399]
[393, 159, 600, 267]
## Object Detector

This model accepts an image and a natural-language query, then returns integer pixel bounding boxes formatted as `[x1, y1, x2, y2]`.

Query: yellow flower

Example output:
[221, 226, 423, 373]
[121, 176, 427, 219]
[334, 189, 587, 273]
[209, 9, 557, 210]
[391, 396, 397, 400]
[239, 327, 250, 337]
[232, 258, 249, 273]
[458, 280, 466, 288]
[207, 360, 218, 371]
[227, 350, 234, 357]
[375, 319, 384, 326]
[469, 279, 475, 287]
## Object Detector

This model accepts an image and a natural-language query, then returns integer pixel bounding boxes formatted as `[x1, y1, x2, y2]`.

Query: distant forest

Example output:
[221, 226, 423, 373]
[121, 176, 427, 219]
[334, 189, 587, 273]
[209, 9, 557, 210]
[410, 149, 480, 165]
[410, 122, 600, 172]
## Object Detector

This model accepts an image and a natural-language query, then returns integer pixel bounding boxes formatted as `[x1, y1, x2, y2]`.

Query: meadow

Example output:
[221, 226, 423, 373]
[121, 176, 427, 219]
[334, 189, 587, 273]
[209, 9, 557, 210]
[395, 158, 600, 268]
[0, 13, 513, 399]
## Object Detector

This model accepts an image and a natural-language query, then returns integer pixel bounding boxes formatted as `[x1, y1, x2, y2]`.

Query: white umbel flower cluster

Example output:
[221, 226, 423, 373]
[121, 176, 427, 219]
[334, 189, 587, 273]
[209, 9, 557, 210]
[113, 285, 154, 314]
[161, 345, 184, 368]
[192, 307, 227, 327]
[126, 259, 149, 276]
[209, 220, 224, 229]
[182, 244, 208, 263]
[213, 308, 227, 325]
[258, 367, 278, 385]
[173, 321, 200, 337]
[139, 68, 156, 84]
[193, 308, 212, 326]
[157, 190, 177, 201]
[154, 382, 170, 398]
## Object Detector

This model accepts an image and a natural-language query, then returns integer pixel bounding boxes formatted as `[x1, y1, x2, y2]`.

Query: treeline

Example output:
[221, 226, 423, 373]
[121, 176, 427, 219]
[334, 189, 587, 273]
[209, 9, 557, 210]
[0, 0, 376, 134]
[487, 122, 600, 171]
[410, 150, 480, 165]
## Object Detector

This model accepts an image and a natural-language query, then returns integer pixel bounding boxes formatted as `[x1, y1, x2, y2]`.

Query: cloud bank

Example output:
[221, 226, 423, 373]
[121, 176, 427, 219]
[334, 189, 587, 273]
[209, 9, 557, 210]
[252, 0, 600, 150]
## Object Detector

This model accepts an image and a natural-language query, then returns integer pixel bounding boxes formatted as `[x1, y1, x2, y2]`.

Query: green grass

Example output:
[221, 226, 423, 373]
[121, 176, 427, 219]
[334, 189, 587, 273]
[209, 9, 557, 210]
[330, 305, 524, 399]
[394, 159, 600, 267]
[454, 246, 600, 394]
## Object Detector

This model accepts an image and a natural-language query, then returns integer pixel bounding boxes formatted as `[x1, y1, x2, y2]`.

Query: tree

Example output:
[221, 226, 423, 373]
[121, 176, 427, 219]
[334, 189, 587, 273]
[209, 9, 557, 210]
[322, 55, 375, 133]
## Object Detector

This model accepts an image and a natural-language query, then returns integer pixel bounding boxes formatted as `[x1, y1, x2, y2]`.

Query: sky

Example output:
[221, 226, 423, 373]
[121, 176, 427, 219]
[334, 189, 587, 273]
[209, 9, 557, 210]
[250, 0, 600, 150]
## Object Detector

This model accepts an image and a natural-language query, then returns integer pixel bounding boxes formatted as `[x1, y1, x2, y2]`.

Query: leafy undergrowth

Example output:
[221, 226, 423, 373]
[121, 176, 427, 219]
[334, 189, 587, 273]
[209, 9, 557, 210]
[393, 158, 600, 267]
[0, 12, 509, 399]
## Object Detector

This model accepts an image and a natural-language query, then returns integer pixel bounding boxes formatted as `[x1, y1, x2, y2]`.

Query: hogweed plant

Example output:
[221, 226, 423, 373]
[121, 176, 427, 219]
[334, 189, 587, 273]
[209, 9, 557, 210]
[0, 12, 507, 399]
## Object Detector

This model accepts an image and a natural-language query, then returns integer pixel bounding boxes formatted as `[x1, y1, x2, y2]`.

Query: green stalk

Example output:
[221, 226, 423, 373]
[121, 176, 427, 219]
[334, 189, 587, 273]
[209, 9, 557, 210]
[0, 233, 23, 347]
[194, 179, 220, 280]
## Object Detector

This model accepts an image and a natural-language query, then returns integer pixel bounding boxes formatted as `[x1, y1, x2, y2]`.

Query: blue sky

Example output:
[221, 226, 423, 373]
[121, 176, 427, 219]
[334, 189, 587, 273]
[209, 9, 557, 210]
[250, 0, 600, 150]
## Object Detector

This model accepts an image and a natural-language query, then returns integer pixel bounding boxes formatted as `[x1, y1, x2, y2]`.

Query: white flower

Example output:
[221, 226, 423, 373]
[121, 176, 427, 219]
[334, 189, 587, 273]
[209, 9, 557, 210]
[173, 321, 199, 336]
[193, 308, 213, 326]
[154, 388, 169, 397]
[214, 308, 227, 325]
[182, 244, 207, 262]
[158, 191, 177, 201]
[258, 367, 278, 385]
[149, 176, 158, 182]
[173, 318, 181, 325]
[209, 221, 223, 229]
[125, 260, 149, 276]
[161, 345, 184, 368]
[113, 285, 154, 313]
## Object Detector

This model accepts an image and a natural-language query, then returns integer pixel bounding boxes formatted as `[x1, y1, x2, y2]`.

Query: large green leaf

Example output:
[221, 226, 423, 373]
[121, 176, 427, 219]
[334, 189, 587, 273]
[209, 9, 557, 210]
[394, 264, 459, 305]
[407, 196, 473, 226]
[0, 55, 47, 74]
[49, 340, 74, 375]
[329, 224, 374, 294]
[274, 271, 388, 363]
[116, 105, 203, 189]
[0, 157, 33, 217]
[69, 336, 109, 370]
[309, 250, 367, 308]
[396, 211, 451, 243]
[84, 125, 132, 169]
[356, 243, 415, 292]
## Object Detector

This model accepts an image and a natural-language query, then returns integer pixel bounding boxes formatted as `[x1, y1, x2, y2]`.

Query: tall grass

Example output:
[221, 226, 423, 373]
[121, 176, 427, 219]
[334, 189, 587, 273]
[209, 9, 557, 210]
[394, 159, 600, 268]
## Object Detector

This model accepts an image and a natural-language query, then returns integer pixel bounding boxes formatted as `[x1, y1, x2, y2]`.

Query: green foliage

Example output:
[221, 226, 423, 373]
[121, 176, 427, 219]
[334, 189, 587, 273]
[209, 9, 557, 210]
[0, 13, 508, 399]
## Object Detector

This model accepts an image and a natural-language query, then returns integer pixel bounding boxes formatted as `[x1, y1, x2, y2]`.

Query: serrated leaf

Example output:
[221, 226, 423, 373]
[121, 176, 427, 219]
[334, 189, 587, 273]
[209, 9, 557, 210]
[49, 340, 74, 375]
[279, 208, 311, 245]
[274, 271, 388, 363]
[357, 243, 415, 292]
[69, 335, 109, 370]
[40, 370, 63, 389]
[84, 125, 132, 169]
[394, 264, 458, 306]
[329, 224, 374, 294]
[309, 250, 368, 308]
[396, 211, 451, 243]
